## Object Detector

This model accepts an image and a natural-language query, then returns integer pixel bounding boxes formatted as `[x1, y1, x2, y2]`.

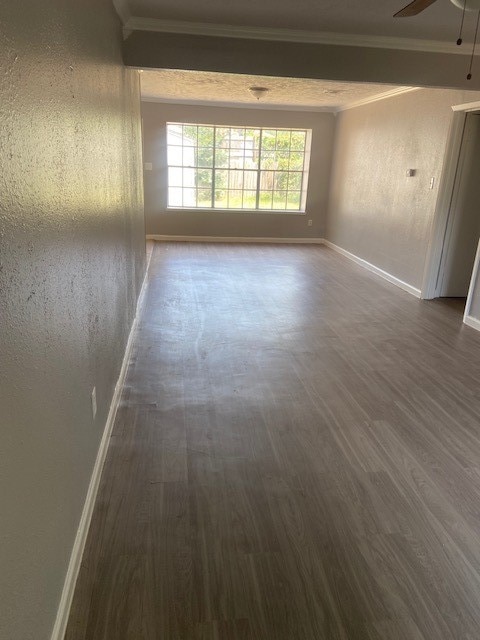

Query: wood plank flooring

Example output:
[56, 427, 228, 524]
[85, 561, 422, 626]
[65, 243, 480, 640]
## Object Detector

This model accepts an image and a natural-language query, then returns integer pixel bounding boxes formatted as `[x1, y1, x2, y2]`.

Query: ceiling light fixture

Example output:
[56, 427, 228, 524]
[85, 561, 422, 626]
[249, 86, 269, 100]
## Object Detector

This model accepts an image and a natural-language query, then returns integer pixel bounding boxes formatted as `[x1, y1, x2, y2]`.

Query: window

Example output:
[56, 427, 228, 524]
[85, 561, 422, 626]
[166, 123, 311, 212]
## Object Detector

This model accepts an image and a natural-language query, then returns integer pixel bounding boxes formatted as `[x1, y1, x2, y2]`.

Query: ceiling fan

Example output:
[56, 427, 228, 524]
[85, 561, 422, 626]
[394, 0, 480, 18]
[394, 0, 480, 78]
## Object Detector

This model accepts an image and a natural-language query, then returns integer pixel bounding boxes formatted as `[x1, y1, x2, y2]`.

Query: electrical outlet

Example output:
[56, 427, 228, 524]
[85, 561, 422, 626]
[91, 387, 97, 420]
[307, 219, 313, 227]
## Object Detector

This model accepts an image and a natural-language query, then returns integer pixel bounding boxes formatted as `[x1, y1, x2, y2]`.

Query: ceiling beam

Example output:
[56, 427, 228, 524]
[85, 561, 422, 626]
[123, 30, 480, 90]
[124, 17, 479, 56]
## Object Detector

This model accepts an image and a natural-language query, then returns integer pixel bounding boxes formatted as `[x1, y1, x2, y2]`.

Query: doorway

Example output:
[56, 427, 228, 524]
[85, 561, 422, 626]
[422, 102, 480, 316]
[437, 112, 480, 304]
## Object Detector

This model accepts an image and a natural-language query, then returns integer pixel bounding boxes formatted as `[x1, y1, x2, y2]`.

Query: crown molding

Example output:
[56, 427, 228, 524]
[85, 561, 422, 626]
[141, 95, 337, 113]
[336, 86, 420, 112]
[125, 16, 479, 55]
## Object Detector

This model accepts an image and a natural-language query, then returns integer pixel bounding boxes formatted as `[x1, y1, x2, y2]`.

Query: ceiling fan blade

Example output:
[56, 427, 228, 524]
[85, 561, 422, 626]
[394, 0, 438, 17]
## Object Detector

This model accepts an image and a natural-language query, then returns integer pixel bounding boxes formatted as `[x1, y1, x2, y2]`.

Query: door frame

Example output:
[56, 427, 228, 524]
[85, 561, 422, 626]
[421, 99, 480, 299]
[463, 238, 480, 328]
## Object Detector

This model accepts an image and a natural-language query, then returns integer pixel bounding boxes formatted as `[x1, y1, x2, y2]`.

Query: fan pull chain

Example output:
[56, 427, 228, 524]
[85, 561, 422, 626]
[467, 8, 480, 79]
[457, 0, 467, 45]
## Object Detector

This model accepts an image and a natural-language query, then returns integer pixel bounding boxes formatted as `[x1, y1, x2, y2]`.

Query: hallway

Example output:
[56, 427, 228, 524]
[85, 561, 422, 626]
[66, 242, 480, 639]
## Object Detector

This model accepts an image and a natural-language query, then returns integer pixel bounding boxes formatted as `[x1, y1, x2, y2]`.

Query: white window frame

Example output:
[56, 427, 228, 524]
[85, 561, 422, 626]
[166, 123, 312, 213]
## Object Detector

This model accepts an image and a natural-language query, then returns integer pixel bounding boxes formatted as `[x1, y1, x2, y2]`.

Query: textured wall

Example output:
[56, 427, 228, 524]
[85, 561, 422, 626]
[326, 88, 480, 289]
[142, 102, 334, 239]
[0, 1, 145, 639]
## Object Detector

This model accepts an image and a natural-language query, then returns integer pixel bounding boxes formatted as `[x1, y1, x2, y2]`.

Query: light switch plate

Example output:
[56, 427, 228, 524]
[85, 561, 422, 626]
[144, 162, 153, 171]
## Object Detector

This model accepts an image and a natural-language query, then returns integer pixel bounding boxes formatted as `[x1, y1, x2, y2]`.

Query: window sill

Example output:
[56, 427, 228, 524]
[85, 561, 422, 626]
[165, 207, 306, 215]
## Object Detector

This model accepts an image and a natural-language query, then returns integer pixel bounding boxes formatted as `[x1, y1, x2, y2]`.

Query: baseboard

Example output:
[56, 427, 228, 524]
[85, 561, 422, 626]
[50, 250, 153, 640]
[146, 235, 421, 297]
[463, 314, 480, 332]
[146, 234, 324, 244]
[323, 239, 421, 298]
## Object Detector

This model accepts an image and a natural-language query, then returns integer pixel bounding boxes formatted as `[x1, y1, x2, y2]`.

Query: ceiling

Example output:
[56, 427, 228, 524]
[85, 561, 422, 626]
[124, 0, 479, 45]
[140, 70, 406, 110]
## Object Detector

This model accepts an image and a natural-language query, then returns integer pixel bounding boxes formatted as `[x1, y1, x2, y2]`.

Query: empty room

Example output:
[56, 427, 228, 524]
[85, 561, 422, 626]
[3, 1, 480, 639]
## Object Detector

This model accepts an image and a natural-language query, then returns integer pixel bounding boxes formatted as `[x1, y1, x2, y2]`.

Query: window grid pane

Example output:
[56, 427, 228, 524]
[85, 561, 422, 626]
[166, 123, 308, 211]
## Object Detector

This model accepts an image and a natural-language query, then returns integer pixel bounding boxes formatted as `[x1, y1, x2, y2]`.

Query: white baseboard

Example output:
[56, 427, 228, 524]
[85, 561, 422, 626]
[323, 239, 421, 298]
[50, 251, 153, 640]
[147, 235, 421, 297]
[146, 234, 323, 244]
[463, 314, 480, 332]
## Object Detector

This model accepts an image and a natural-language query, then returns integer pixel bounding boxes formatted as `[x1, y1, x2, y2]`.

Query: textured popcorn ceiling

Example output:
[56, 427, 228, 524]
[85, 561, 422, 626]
[140, 70, 403, 109]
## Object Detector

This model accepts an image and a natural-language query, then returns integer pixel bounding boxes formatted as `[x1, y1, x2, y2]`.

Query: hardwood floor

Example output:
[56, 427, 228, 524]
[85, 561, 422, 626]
[65, 242, 480, 640]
